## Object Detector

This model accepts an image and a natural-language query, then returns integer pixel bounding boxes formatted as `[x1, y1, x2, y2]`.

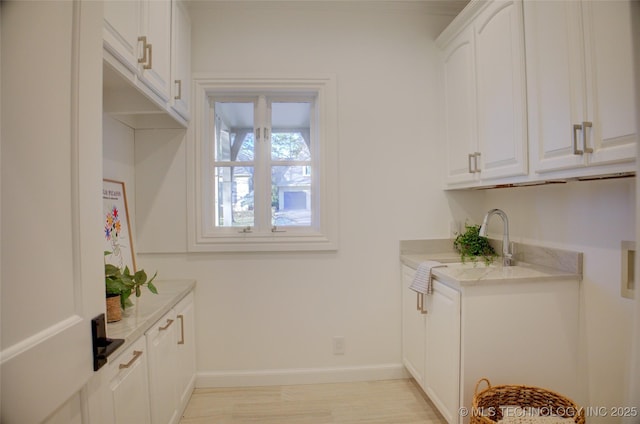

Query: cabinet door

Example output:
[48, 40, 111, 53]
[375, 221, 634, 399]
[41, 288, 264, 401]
[582, 0, 637, 166]
[474, 0, 528, 180]
[146, 310, 179, 424]
[109, 338, 152, 424]
[424, 280, 461, 424]
[524, 0, 587, 173]
[526, 0, 636, 174]
[401, 266, 426, 388]
[443, 27, 479, 186]
[171, 0, 191, 120]
[104, 0, 142, 74]
[175, 292, 197, 412]
[139, 0, 172, 101]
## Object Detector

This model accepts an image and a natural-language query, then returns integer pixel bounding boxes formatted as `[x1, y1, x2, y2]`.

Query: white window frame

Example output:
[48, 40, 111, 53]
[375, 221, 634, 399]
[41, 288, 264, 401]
[188, 75, 339, 252]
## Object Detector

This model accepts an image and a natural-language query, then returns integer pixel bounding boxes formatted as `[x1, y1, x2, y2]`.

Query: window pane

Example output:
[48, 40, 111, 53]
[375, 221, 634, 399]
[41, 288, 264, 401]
[271, 166, 311, 226]
[271, 102, 311, 161]
[271, 132, 310, 161]
[214, 166, 254, 227]
[214, 101, 254, 161]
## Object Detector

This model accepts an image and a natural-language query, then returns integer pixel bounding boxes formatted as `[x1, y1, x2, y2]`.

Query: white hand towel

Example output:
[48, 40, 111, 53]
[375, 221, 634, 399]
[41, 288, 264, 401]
[409, 261, 447, 295]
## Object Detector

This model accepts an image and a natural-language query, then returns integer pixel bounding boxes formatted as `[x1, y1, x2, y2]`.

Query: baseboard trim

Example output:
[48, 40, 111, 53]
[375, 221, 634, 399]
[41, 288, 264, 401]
[196, 363, 409, 388]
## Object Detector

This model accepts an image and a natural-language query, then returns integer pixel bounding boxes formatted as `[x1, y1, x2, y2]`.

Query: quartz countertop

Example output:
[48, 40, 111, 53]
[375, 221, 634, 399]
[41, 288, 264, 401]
[400, 239, 582, 288]
[107, 279, 196, 355]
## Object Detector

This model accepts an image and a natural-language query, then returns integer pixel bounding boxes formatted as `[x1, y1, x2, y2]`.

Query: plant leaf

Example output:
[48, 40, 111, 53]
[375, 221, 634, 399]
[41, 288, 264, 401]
[134, 269, 148, 285]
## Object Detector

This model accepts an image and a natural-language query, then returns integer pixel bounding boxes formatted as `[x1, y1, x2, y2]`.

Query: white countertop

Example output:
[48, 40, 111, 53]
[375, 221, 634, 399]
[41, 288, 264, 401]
[400, 239, 582, 288]
[107, 279, 196, 354]
[432, 261, 580, 287]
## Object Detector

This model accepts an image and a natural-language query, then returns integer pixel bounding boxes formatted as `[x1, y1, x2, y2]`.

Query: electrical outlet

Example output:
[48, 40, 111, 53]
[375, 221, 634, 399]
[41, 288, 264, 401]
[332, 336, 345, 355]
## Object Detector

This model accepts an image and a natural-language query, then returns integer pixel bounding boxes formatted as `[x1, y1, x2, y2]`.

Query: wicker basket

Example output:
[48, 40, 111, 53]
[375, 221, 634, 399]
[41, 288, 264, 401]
[471, 378, 585, 424]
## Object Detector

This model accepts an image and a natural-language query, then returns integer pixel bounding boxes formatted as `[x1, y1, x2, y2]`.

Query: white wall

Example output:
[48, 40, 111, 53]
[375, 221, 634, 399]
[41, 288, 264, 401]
[133, 2, 457, 385]
[106, 0, 638, 414]
[628, 0, 640, 414]
[469, 178, 636, 418]
[103, 115, 137, 240]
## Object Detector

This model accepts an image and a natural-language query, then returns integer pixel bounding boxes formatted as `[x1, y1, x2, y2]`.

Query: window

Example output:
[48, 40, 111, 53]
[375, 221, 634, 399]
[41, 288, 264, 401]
[189, 76, 338, 252]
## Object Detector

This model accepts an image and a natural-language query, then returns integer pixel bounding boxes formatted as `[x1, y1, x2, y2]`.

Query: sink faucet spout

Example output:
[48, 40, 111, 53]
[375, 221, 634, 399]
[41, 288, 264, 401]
[479, 208, 513, 266]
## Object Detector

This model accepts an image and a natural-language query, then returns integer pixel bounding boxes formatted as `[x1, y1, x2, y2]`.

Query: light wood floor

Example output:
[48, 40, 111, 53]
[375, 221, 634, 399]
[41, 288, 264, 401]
[180, 379, 446, 424]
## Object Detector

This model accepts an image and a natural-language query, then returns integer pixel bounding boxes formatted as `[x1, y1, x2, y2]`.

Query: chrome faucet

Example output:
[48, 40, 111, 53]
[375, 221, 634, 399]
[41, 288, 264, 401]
[479, 208, 513, 266]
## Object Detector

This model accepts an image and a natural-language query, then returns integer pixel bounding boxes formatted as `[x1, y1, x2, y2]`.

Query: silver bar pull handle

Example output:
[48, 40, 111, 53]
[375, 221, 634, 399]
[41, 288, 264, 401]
[138, 36, 148, 65]
[119, 350, 143, 369]
[174, 80, 182, 100]
[573, 124, 583, 155]
[416, 292, 421, 311]
[177, 315, 185, 345]
[255, 128, 261, 142]
[582, 121, 593, 153]
[468, 153, 474, 174]
[144, 43, 153, 70]
[473, 152, 481, 173]
[158, 319, 174, 331]
[420, 293, 428, 314]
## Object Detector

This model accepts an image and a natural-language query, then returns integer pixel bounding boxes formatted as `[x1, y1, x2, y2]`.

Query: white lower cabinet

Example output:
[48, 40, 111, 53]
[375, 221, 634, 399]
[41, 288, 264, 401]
[107, 337, 152, 424]
[423, 279, 461, 424]
[146, 292, 197, 424]
[401, 265, 580, 424]
[401, 267, 426, 387]
[401, 266, 460, 423]
[175, 292, 197, 409]
[147, 309, 180, 424]
[99, 285, 196, 424]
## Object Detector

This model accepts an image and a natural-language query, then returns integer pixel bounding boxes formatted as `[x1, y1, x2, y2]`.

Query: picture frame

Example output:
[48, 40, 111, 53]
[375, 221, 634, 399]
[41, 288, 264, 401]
[102, 179, 136, 272]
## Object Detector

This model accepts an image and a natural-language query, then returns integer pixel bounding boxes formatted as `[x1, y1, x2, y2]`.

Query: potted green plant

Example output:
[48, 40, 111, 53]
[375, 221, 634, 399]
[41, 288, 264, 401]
[105, 251, 158, 322]
[453, 223, 497, 266]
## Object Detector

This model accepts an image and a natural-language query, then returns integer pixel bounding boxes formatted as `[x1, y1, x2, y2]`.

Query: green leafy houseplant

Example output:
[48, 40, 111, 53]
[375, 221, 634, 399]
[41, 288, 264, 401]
[105, 251, 158, 309]
[453, 223, 497, 266]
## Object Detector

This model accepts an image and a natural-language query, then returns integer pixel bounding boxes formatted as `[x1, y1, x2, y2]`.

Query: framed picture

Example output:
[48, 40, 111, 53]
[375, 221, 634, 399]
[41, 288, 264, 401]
[102, 179, 136, 272]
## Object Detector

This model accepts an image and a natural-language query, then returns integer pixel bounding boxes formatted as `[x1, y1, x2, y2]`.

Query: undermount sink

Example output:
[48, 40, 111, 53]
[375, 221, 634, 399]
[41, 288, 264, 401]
[447, 261, 499, 268]
[432, 261, 564, 284]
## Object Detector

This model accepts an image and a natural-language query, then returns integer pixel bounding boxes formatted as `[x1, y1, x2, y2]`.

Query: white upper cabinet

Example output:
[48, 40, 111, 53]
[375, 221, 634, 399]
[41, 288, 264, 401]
[104, 0, 191, 128]
[104, 0, 172, 101]
[171, 0, 192, 120]
[104, 0, 142, 74]
[440, 0, 636, 188]
[525, 0, 636, 175]
[443, 27, 478, 186]
[439, 0, 528, 188]
[139, 0, 173, 102]
[473, 0, 527, 181]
